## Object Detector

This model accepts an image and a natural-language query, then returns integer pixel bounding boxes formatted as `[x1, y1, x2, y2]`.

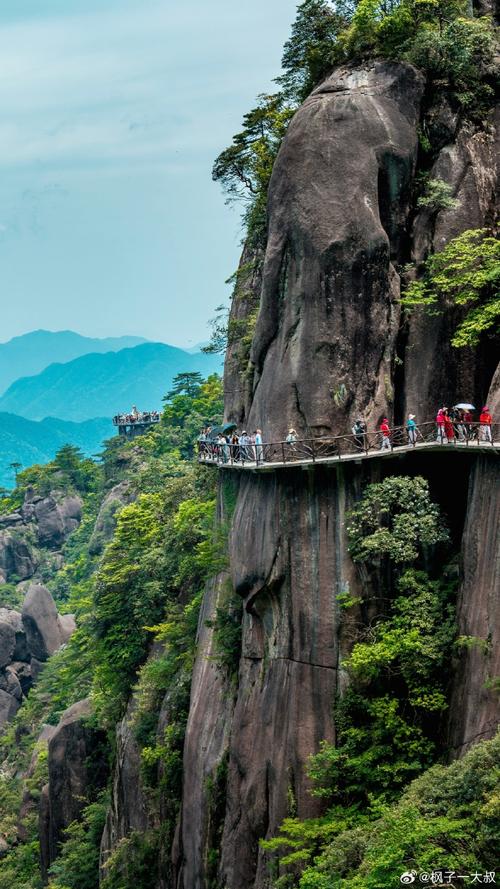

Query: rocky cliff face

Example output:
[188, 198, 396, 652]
[40, 699, 108, 881]
[0, 489, 83, 729]
[0, 585, 75, 729]
[169, 59, 499, 889]
[94, 59, 499, 889]
[0, 489, 82, 585]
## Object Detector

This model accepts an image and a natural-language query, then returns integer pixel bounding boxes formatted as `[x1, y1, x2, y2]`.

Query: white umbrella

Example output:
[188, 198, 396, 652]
[454, 403, 475, 410]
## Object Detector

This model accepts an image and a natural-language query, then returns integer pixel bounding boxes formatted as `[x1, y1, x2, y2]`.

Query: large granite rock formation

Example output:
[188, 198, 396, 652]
[173, 57, 499, 889]
[100, 698, 151, 876]
[237, 62, 425, 437]
[0, 586, 75, 728]
[448, 368, 500, 754]
[88, 481, 135, 556]
[40, 699, 108, 880]
[96, 51, 498, 889]
[0, 530, 38, 582]
[21, 583, 75, 662]
[0, 490, 83, 585]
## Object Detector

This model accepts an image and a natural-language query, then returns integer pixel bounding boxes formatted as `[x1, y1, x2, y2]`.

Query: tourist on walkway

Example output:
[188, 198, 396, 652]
[286, 428, 297, 444]
[480, 406, 492, 442]
[406, 414, 418, 445]
[255, 428, 263, 463]
[231, 432, 240, 462]
[198, 429, 207, 458]
[463, 409, 474, 439]
[239, 431, 252, 462]
[380, 418, 391, 450]
[454, 409, 467, 442]
[436, 408, 447, 443]
[444, 409, 455, 443]
[216, 433, 227, 463]
[352, 418, 367, 450]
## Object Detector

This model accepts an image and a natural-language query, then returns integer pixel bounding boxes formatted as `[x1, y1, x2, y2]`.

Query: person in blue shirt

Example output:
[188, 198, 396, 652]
[406, 413, 418, 445]
[254, 428, 263, 463]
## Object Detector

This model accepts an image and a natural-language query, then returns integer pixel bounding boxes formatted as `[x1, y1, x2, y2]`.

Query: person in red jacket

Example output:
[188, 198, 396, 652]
[436, 408, 446, 443]
[380, 418, 391, 450]
[479, 406, 492, 442]
[443, 408, 455, 443]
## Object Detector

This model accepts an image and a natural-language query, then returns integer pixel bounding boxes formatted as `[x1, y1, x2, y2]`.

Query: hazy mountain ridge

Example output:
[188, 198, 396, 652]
[0, 330, 148, 396]
[0, 341, 223, 422]
[0, 413, 112, 488]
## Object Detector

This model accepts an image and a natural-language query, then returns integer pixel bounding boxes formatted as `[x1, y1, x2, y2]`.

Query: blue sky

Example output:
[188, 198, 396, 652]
[0, 0, 298, 348]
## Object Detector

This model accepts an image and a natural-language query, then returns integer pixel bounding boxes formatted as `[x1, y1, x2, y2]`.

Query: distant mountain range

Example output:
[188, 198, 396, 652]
[0, 330, 147, 396]
[0, 342, 223, 422]
[0, 413, 112, 489]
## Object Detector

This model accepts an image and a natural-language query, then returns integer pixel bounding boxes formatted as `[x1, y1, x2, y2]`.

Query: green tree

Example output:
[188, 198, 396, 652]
[276, 0, 344, 102]
[48, 795, 108, 889]
[52, 444, 99, 493]
[402, 228, 500, 346]
[347, 475, 448, 568]
[202, 303, 230, 355]
[416, 178, 459, 213]
[9, 461, 22, 483]
[166, 371, 204, 399]
[212, 93, 294, 244]
[298, 732, 500, 887]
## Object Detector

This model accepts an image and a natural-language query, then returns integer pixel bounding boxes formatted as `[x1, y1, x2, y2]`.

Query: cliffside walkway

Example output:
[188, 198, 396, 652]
[198, 421, 500, 472]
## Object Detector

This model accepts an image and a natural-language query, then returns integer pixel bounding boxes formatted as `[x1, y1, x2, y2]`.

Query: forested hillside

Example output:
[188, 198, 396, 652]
[0, 373, 224, 887]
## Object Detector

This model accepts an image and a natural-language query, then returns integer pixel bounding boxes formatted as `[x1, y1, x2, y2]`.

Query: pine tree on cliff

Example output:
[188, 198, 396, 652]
[276, 0, 345, 102]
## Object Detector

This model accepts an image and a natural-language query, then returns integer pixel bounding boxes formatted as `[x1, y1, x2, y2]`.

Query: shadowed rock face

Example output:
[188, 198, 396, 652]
[40, 699, 108, 880]
[175, 465, 364, 889]
[175, 572, 236, 889]
[244, 62, 424, 439]
[448, 367, 500, 754]
[0, 588, 76, 729]
[403, 115, 499, 421]
[100, 698, 151, 877]
[0, 530, 38, 581]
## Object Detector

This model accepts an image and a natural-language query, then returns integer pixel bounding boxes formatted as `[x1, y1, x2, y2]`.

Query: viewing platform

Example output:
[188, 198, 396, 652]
[113, 410, 161, 437]
[198, 421, 499, 472]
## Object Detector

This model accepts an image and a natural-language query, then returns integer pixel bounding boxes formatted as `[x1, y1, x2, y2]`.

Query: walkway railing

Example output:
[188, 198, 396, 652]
[113, 413, 161, 427]
[198, 421, 499, 468]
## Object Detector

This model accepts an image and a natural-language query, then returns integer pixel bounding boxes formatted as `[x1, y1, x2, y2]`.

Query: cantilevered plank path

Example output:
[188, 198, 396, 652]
[198, 421, 499, 472]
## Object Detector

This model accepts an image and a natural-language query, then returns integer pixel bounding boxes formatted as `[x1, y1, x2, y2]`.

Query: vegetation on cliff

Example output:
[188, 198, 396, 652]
[0, 374, 224, 889]
[402, 228, 500, 346]
[262, 476, 497, 888]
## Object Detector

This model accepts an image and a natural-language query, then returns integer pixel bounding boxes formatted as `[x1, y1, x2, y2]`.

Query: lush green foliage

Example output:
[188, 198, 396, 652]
[100, 830, 161, 889]
[0, 443, 101, 516]
[0, 375, 224, 888]
[403, 228, 500, 346]
[161, 373, 223, 457]
[416, 178, 459, 213]
[347, 475, 448, 567]
[206, 580, 243, 678]
[48, 795, 108, 889]
[308, 569, 457, 808]
[296, 732, 500, 888]
[277, 0, 344, 102]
